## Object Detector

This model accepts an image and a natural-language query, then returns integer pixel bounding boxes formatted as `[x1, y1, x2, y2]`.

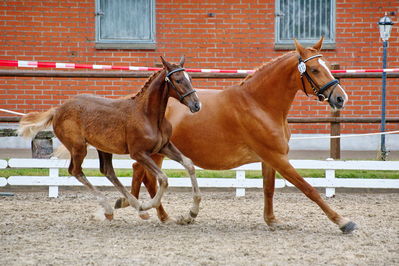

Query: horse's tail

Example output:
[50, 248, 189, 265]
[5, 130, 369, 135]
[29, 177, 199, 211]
[18, 108, 56, 139]
[53, 144, 71, 159]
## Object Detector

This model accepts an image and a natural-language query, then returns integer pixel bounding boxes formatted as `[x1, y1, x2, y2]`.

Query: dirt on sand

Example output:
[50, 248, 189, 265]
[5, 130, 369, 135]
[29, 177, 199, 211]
[1, 189, 398, 265]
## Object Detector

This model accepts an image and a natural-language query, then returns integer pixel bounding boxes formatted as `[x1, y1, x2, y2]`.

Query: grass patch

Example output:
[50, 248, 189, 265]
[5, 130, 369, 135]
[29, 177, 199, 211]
[0, 168, 398, 179]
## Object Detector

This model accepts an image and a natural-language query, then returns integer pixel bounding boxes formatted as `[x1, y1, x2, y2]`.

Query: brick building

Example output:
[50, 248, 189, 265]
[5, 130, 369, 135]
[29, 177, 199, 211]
[0, 0, 398, 136]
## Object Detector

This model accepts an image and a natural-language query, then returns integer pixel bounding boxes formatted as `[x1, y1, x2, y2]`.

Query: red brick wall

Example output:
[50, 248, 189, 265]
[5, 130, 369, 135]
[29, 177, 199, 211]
[0, 0, 398, 134]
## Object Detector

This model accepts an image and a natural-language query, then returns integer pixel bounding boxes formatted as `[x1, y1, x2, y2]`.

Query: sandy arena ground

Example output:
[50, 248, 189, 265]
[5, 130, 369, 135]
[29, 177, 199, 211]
[0, 189, 398, 265]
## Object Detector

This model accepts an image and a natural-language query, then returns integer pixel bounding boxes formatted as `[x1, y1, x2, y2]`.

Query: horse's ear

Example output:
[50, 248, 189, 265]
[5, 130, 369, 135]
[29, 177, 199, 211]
[160, 56, 173, 71]
[294, 38, 305, 57]
[313, 36, 324, 51]
[179, 55, 185, 67]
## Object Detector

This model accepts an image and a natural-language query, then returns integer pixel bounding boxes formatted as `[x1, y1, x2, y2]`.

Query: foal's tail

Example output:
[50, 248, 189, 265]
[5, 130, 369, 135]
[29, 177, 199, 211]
[18, 108, 56, 139]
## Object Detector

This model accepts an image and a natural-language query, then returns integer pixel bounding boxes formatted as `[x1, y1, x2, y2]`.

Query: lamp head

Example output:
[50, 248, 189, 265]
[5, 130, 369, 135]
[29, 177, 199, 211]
[378, 13, 394, 41]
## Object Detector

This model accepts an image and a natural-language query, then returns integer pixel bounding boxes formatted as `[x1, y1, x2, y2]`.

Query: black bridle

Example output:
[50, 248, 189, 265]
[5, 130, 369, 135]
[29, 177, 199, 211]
[165, 68, 196, 102]
[298, 55, 339, 101]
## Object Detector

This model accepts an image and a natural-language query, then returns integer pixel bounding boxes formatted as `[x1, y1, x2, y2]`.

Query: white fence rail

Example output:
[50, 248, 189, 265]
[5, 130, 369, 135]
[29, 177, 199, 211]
[2, 158, 399, 198]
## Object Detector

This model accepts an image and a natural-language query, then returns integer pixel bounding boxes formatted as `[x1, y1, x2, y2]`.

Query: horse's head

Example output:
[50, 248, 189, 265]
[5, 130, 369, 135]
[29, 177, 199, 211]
[160, 56, 201, 113]
[294, 37, 348, 109]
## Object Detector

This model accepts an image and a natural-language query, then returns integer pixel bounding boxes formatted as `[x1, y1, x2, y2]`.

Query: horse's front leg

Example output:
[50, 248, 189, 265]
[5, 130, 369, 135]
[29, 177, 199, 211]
[160, 142, 201, 224]
[262, 162, 279, 227]
[114, 161, 145, 209]
[98, 150, 149, 220]
[132, 151, 169, 212]
[132, 158, 173, 223]
[264, 152, 356, 233]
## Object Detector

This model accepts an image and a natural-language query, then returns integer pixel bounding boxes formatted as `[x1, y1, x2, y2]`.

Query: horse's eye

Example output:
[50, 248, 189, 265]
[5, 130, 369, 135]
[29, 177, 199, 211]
[175, 79, 181, 83]
[310, 68, 319, 74]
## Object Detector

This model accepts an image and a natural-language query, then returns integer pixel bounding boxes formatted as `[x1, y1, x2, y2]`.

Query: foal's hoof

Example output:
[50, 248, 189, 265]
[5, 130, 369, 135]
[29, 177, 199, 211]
[114, 198, 123, 209]
[265, 217, 281, 227]
[189, 210, 198, 218]
[161, 217, 176, 224]
[139, 211, 150, 220]
[176, 215, 195, 225]
[340, 221, 357, 234]
[104, 213, 114, 221]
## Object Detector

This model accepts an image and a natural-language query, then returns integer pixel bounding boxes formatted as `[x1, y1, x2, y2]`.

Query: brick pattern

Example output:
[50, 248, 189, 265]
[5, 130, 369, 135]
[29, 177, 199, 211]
[0, 0, 398, 134]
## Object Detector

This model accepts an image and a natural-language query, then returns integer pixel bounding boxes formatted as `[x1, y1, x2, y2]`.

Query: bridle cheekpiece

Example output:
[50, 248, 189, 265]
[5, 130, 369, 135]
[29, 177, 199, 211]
[165, 68, 196, 103]
[298, 54, 339, 101]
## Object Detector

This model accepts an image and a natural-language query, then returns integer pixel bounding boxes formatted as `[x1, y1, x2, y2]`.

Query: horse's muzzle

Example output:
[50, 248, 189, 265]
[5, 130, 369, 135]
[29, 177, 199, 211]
[189, 101, 201, 113]
[327, 84, 348, 110]
[328, 95, 346, 109]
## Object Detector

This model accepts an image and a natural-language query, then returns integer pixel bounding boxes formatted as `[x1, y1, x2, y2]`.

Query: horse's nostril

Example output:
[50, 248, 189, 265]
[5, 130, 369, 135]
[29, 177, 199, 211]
[194, 102, 201, 110]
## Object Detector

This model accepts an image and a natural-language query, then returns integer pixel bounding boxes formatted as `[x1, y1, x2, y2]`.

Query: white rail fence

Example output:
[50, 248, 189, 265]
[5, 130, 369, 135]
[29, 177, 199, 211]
[0, 158, 399, 198]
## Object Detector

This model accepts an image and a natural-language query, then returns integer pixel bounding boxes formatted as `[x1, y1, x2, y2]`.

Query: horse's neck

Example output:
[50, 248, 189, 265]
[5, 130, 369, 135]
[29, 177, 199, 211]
[242, 53, 300, 118]
[141, 70, 169, 125]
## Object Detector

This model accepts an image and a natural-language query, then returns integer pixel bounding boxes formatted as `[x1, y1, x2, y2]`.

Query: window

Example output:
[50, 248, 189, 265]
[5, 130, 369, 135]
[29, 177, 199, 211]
[275, 0, 336, 50]
[95, 0, 156, 49]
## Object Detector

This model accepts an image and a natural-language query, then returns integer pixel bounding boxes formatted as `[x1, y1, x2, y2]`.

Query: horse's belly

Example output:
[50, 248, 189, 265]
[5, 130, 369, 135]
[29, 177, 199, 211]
[87, 139, 128, 155]
[171, 135, 259, 170]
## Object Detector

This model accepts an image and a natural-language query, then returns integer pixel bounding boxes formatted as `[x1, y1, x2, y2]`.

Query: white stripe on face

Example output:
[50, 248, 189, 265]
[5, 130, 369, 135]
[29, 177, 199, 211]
[183, 71, 190, 82]
[318, 58, 334, 79]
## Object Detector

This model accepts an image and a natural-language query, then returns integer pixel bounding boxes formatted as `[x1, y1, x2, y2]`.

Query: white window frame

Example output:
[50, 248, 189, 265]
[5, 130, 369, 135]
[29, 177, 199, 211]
[275, 0, 336, 50]
[95, 0, 156, 50]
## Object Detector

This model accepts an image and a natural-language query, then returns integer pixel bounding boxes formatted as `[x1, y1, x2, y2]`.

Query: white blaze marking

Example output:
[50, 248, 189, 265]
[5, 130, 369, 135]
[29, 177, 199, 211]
[318, 59, 334, 79]
[183, 71, 190, 82]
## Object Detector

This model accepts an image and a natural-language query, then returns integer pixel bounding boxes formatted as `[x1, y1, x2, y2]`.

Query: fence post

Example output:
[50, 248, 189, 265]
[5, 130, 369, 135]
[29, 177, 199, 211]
[236, 170, 245, 197]
[48, 158, 59, 198]
[325, 158, 336, 198]
[330, 64, 341, 160]
[330, 110, 341, 159]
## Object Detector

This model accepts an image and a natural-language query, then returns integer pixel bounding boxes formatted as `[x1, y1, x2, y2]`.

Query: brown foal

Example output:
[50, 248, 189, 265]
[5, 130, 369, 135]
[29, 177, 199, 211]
[19, 56, 202, 222]
[117, 38, 357, 233]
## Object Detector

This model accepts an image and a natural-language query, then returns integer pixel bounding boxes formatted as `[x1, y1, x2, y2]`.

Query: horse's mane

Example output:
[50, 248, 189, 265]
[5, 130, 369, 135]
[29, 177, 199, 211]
[130, 68, 164, 100]
[239, 51, 298, 86]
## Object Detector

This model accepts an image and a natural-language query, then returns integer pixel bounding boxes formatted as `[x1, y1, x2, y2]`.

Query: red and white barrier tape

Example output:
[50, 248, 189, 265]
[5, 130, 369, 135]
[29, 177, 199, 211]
[1, 59, 399, 74]
[0, 108, 25, 116]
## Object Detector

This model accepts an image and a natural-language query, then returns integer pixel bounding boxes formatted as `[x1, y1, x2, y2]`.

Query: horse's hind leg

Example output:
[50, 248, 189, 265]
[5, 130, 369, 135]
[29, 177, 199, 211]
[97, 150, 148, 220]
[69, 146, 114, 220]
[160, 142, 201, 223]
[132, 152, 169, 212]
[262, 162, 279, 227]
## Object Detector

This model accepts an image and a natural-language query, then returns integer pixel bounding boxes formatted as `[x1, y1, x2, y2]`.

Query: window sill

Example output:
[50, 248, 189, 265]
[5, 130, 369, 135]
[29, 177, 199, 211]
[274, 42, 336, 51]
[95, 42, 156, 50]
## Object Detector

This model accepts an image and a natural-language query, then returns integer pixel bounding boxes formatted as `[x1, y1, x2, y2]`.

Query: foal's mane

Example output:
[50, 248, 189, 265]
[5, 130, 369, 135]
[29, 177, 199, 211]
[130, 68, 164, 100]
[239, 51, 297, 86]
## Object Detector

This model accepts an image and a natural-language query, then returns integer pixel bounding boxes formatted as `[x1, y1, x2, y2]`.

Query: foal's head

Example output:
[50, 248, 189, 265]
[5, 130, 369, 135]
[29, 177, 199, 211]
[161, 56, 201, 113]
[295, 37, 348, 109]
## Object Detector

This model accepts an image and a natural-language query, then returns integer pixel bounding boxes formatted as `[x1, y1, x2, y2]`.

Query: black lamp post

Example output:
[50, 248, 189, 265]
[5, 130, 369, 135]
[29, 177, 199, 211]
[378, 13, 393, 161]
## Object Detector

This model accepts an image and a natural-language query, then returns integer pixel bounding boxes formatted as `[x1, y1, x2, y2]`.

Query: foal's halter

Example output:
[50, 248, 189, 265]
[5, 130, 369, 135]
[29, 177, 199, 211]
[298, 55, 339, 101]
[165, 68, 196, 102]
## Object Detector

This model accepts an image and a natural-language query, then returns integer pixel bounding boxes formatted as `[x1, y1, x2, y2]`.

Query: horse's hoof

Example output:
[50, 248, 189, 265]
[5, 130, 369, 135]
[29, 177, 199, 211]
[139, 211, 150, 220]
[176, 215, 195, 225]
[161, 217, 176, 224]
[189, 210, 198, 218]
[340, 221, 357, 234]
[114, 198, 124, 209]
[104, 213, 114, 221]
[265, 217, 281, 227]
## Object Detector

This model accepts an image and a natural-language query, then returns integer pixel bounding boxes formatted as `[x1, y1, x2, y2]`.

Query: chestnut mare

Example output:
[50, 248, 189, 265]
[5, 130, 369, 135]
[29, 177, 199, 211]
[117, 38, 357, 233]
[19, 56, 202, 223]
